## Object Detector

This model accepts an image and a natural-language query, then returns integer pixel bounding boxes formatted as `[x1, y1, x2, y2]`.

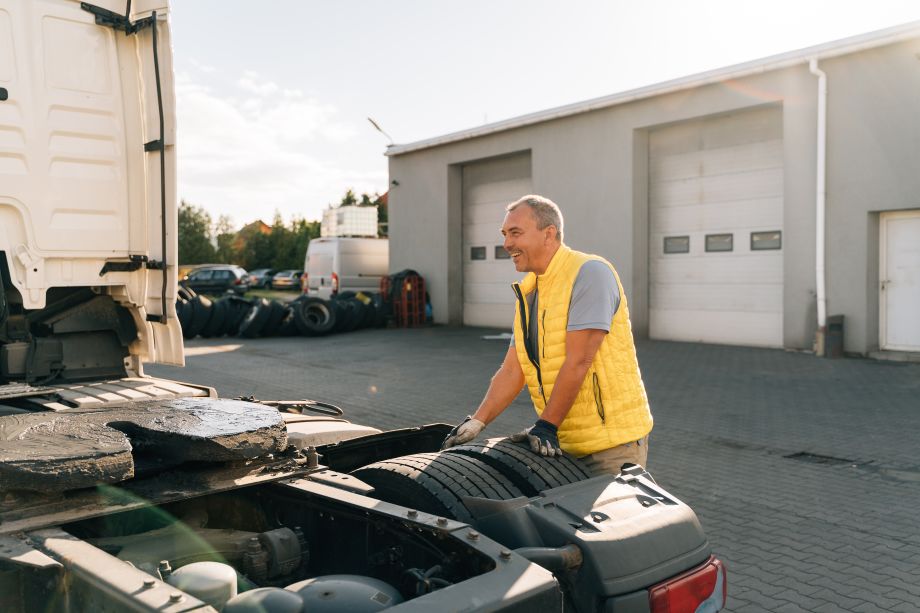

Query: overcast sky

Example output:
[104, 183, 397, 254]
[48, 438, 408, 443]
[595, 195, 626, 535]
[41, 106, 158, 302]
[170, 1, 920, 228]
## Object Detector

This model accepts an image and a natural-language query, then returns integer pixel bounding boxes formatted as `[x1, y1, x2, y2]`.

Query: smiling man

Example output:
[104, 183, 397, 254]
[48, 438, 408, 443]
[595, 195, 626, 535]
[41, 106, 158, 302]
[442, 195, 653, 475]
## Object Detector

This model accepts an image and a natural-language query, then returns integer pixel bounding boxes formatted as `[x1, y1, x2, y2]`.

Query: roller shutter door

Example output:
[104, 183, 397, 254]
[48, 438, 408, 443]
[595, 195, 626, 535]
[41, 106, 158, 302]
[462, 153, 532, 327]
[649, 107, 784, 347]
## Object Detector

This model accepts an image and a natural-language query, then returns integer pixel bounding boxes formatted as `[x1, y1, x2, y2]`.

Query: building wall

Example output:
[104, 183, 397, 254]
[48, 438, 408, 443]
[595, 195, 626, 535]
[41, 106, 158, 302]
[389, 38, 920, 354]
[822, 40, 920, 353]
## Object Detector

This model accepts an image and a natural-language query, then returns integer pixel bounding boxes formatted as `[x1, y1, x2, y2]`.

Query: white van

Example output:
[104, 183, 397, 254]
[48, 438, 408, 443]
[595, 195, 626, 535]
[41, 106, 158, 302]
[303, 237, 389, 299]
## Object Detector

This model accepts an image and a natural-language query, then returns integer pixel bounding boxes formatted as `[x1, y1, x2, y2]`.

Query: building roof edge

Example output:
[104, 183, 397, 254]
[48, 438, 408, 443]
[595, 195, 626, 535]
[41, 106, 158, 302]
[386, 20, 920, 157]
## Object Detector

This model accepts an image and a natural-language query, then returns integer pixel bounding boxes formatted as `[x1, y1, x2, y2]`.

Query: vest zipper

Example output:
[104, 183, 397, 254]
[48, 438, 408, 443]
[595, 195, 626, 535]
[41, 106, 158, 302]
[513, 283, 546, 403]
[541, 310, 546, 358]
[592, 372, 606, 424]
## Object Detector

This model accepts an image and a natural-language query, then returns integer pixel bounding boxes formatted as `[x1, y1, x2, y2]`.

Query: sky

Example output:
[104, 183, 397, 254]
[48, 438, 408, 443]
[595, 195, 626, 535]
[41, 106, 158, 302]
[169, 1, 920, 229]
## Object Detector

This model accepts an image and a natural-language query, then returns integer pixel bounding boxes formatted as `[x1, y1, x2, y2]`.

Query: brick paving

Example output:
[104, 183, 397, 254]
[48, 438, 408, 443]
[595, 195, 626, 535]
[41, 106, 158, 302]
[148, 327, 920, 612]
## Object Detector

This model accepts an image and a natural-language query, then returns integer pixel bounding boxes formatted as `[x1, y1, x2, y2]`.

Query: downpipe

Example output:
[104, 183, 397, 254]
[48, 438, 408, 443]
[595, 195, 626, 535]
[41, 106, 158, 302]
[809, 58, 828, 355]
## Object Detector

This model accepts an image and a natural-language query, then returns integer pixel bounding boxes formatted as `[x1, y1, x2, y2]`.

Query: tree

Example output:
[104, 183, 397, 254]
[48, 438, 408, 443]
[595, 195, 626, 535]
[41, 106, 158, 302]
[243, 231, 274, 270]
[178, 200, 216, 264]
[259, 211, 320, 270]
[377, 195, 388, 237]
[339, 189, 358, 207]
[214, 214, 239, 264]
[280, 217, 320, 269]
[178, 196, 342, 272]
[266, 211, 289, 269]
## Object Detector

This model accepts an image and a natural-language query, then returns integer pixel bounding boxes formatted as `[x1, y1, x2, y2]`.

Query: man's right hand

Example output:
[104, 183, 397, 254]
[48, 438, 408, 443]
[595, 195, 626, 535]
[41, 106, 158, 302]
[441, 416, 485, 449]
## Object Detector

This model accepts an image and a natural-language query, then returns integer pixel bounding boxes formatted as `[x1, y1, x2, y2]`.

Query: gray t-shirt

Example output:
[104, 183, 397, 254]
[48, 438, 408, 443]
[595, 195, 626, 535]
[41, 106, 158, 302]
[511, 260, 620, 354]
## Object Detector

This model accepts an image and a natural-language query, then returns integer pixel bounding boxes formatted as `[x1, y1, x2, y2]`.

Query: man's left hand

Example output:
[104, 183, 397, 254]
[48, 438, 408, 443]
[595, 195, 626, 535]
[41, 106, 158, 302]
[510, 419, 561, 457]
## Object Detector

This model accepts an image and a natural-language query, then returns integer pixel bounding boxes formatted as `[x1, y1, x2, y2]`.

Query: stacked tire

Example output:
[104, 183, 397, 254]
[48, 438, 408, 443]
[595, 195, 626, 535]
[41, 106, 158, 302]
[175, 287, 388, 340]
[287, 292, 387, 337]
[175, 287, 299, 339]
[351, 439, 593, 523]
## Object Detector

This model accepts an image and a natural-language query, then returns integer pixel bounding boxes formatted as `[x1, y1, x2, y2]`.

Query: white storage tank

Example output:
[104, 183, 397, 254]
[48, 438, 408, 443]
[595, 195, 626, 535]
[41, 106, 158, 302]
[321, 206, 378, 237]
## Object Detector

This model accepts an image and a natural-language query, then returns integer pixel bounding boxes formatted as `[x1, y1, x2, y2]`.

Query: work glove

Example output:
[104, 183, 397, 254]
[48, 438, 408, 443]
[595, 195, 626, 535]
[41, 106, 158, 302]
[441, 416, 485, 449]
[510, 419, 561, 457]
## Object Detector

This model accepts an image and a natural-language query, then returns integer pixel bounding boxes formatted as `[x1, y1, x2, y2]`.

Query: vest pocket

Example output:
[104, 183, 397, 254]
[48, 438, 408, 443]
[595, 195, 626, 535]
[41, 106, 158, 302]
[592, 372, 605, 424]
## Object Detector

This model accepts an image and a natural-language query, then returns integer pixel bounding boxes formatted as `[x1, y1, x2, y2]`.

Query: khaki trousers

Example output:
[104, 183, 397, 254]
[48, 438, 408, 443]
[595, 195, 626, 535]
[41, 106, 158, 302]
[579, 436, 649, 477]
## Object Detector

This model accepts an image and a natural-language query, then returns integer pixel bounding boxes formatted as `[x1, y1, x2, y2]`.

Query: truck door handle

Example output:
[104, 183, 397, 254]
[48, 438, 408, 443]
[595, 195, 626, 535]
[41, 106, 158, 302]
[0, 88, 8, 101]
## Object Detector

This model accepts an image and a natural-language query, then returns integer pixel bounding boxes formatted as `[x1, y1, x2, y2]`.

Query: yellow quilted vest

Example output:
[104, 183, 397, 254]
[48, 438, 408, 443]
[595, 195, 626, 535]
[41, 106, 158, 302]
[512, 245, 653, 456]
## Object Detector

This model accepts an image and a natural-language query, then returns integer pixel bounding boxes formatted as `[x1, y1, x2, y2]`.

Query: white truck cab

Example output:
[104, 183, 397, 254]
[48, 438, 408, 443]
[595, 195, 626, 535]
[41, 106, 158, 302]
[303, 237, 389, 299]
[0, 0, 184, 380]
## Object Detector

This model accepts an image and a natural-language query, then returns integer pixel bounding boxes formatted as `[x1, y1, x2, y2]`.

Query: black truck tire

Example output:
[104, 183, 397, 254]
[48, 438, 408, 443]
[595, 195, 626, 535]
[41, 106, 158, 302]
[178, 283, 197, 300]
[261, 300, 287, 336]
[200, 298, 229, 337]
[359, 300, 377, 329]
[223, 297, 253, 336]
[351, 452, 524, 524]
[443, 438, 592, 496]
[175, 299, 192, 332]
[186, 295, 213, 339]
[177, 285, 194, 302]
[238, 299, 271, 338]
[372, 292, 390, 327]
[333, 299, 363, 333]
[293, 298, 336, 336]
[277, 310, 299, 336]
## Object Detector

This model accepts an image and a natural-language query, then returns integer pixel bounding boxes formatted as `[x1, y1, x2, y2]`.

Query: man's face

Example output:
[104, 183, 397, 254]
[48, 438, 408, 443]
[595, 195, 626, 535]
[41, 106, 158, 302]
[500, 206, 558, 274]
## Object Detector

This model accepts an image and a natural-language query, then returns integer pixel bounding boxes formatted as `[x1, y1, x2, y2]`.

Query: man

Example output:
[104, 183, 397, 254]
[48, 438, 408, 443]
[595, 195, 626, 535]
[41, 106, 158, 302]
[442, 195, 653, 475]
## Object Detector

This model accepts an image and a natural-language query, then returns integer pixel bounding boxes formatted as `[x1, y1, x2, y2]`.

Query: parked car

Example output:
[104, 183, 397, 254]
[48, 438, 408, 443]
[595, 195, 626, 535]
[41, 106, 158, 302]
[304, 237, 389, 299]
[246, 268, 276, 288]
[182, 265, 249, 295]
[270, 269, 303, 290]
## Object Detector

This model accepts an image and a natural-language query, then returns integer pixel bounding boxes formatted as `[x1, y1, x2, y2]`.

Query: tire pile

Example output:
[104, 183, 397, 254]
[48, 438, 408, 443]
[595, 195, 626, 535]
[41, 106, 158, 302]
[351, 439, 593, 524]
[175, 286, 389, 340]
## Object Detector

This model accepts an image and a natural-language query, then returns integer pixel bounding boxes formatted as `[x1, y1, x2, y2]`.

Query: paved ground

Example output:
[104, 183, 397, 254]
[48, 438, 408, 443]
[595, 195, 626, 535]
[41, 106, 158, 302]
[148, 327, 920, 612]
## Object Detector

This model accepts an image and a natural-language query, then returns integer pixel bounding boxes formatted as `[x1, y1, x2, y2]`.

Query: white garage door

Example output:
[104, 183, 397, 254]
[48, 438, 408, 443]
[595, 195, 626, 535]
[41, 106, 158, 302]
[649, 107, 784, 347]
[462, 153, 532, 328]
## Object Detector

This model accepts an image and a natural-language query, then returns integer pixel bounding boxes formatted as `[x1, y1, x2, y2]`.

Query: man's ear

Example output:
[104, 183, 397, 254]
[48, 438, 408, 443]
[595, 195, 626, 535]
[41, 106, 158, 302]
[545, 225, 557, 243]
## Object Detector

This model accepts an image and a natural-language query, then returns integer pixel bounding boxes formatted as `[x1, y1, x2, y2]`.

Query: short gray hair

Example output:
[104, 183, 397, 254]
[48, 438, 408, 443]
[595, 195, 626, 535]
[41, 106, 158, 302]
[506, 195, 564, 242]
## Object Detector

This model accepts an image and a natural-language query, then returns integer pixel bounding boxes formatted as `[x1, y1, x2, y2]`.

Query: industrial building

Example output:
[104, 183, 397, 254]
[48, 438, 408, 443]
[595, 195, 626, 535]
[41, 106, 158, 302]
[387, 22, 920, 357]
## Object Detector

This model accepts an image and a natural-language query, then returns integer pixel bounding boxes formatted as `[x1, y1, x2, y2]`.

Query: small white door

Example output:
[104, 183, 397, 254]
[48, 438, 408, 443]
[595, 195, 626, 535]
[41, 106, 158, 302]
[880, 210, 920, 351]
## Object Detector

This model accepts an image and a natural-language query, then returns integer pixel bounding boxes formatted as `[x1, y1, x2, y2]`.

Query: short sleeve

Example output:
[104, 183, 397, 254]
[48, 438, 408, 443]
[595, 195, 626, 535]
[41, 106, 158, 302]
[567, 260, 620, 332]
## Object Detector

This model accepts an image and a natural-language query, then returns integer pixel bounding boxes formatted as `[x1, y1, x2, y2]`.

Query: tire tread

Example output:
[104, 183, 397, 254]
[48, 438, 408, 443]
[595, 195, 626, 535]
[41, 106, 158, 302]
[444, 438, 591, 495]
[351, 451, 525, 522]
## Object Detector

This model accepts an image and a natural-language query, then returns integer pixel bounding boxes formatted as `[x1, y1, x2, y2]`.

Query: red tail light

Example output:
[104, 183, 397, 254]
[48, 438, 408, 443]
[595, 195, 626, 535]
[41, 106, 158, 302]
[301, 272, 309, 293]
[649, 556, 726, 613]
[331, 272, 339, 296]
[233, 278, 242, 285]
